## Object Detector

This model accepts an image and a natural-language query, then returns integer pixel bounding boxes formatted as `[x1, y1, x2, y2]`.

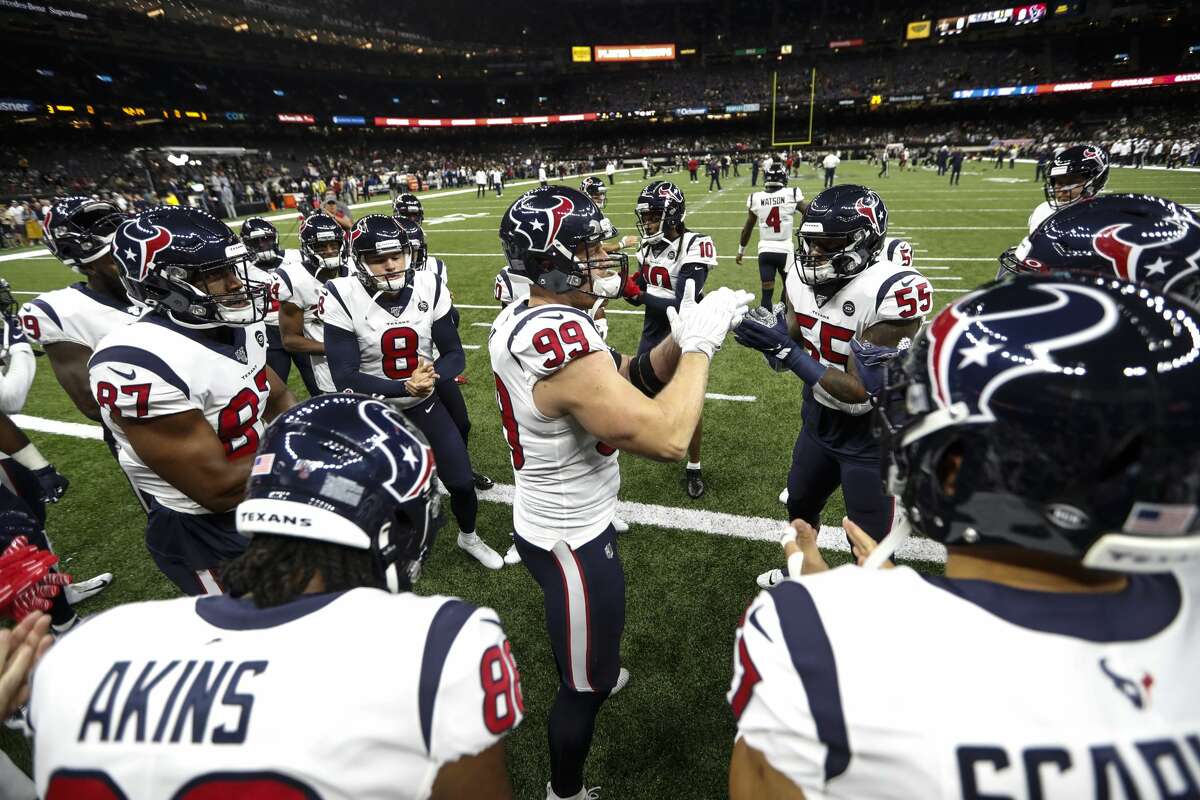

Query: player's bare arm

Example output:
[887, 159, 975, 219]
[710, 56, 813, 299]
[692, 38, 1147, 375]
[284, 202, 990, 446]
[736, 211, 757, 264]
[263, 364, 296, 422]
[817, 318, 920, 404]
[430, 741, 514, 800]
[42, 341, 102, 421]
[729, 739, 806, 800]
[117, 409, 254, 512]
[534, 347, 709, 462]
[277, 301, 325, 355]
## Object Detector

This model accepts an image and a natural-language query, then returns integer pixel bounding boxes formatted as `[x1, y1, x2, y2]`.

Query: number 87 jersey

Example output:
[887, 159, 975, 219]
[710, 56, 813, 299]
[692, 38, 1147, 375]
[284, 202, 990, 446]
[784, 247, 932, 416]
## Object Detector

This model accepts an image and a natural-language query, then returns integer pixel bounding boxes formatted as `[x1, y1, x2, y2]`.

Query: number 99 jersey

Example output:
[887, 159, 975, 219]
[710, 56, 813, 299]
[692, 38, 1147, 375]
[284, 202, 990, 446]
[784, 249, 932, 417]
[488, 300, 619, 550]
[32, 589, 524, 800]
[319, 270, 451, 411]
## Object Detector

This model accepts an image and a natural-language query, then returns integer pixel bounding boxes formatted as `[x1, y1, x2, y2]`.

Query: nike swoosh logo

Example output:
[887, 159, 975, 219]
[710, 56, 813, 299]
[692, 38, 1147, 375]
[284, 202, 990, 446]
[540, 313, 564, 321]
[424, 404, 435, 414]
[108, 366, 136, 381]
[900, 278, 916, 287]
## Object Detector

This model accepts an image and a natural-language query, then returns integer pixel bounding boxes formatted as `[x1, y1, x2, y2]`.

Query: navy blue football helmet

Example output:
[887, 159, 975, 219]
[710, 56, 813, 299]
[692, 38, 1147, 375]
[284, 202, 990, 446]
[580, 176, 607, 209]
[796, 185, 888, 291]
[998, 194, 1200, 307]
[239, 217, 283, 268]
[390, 214, 434, 274]
[634, 181, 686, 245]
[1044, 144, 1109, 209]
[873, 272, 1200, 572]
[298, 211, 345, 276]
[499, 186, 627, 298]
[0, 279, 15, 318]
[236, 394, 444, 593]
[348, 214, 424, 293]
[111, 206, 269, 327]
[763, 165, 789, 191]
[392, 192, 424, 224]
[42, 196, 129, 271]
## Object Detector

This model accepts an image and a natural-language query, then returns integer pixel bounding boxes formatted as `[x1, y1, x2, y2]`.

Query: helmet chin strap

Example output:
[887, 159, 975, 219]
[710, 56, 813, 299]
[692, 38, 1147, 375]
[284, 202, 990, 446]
[863, 510, 912, 569]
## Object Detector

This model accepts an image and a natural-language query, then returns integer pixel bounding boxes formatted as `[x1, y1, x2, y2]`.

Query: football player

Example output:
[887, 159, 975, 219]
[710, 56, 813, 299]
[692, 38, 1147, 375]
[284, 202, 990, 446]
[0, 279, 34, 416]
[239, 217, 308, 385]
[271, 212, 339, 396]
[998, 193, 1200, 308]
[320, 215, 504, 570]
[624, 181, 719, 498]
[733, 185, 933, 587]
[730, 273, 1200, 799]
[1027, 143, 1110, 233]
[737, 165, 807, 309]
[88, 206, 295, 596]
[581, 175, 607, 209]
[32, 394, 524, 800]
[493, 185, 751, 799]
[395, 211, 497, 491]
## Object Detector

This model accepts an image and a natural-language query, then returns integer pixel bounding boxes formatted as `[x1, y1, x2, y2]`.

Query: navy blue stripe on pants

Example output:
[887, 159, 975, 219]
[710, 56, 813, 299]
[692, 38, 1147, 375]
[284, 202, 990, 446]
[515, 526, 624, 692]
[402, 394, 477, 534]
[266, 324, 321, 398]
[786, 427, 896, 542]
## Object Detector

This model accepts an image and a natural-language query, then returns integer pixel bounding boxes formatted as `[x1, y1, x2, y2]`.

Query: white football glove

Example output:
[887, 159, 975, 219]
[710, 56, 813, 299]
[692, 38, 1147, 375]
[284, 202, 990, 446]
[666, 280, 755, 358]
[594, 317, 609, 341]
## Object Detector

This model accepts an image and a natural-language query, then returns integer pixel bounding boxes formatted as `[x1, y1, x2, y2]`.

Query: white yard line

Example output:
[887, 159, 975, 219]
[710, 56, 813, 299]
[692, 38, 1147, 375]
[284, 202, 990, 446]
[12, 413, 946, 563]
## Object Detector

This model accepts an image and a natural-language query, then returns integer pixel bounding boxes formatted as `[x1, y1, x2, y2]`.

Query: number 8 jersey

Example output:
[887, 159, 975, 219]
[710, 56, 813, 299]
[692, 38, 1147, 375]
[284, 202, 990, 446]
[784, 246, 932, 417]
[319, 270, 450, 410]
[489, 300, 619, 550]
[87, 313, 271, 514]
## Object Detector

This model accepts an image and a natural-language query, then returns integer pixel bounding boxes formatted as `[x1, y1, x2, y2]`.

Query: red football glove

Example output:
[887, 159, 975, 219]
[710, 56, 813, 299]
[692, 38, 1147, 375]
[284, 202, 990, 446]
[0, 537, 69, 621]
[622, 274, 644, 305]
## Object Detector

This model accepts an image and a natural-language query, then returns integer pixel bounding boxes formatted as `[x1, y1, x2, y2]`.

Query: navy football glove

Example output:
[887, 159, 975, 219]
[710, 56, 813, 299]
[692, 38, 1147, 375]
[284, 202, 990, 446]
[733, 316, 827, 385]
[31, 466, 69, 504]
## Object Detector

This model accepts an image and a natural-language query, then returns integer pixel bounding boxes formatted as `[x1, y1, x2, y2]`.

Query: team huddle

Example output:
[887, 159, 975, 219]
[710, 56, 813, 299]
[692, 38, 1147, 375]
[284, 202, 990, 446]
[3, 143, 1200, 799]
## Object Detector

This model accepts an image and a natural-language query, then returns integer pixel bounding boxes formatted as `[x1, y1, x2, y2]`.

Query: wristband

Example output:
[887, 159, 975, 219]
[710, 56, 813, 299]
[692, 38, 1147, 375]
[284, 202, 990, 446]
[737, 245, 746, 256]
[781, 347, 829, 385]
[11, 443, 50, 471]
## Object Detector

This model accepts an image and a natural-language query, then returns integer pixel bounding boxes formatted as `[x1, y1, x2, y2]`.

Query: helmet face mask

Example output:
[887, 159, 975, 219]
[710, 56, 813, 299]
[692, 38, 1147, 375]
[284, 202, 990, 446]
[43, 197, 129, 273]
[1044, 144, 1109, 210]
[635, 208, 664, 242]
[794, 185, 887, 291]
[392, 193, 424, 224]
[299, 212, 346, 276]
[634, 182, 686, 245]
[349, 215, 425, 294]
[239, 218, 283, 267]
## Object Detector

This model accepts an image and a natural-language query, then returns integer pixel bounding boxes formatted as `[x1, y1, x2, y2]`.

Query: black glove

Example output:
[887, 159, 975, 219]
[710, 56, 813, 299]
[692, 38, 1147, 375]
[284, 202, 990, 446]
[31, 466, 69, 504]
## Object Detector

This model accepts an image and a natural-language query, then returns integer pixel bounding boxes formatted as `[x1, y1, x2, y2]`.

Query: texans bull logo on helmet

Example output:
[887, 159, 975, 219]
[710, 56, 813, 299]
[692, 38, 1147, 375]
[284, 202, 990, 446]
[1091, 214, 1200, 291]
[655, 183, 685, 204]
[114, 218, 174, 281]
[854, 193, 886, 235]
[506, 191, 577, 253]
[925, 281, 1119, 421]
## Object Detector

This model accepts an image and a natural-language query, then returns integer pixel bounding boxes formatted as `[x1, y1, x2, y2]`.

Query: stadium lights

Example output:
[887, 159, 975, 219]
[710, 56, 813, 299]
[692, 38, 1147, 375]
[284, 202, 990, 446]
[146, 7, 163, 17]
[233, 21, 248, 32]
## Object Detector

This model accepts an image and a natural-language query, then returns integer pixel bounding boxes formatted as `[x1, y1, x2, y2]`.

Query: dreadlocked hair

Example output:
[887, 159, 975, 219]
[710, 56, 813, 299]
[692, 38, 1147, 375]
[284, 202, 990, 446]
[221, 534, 385, 608]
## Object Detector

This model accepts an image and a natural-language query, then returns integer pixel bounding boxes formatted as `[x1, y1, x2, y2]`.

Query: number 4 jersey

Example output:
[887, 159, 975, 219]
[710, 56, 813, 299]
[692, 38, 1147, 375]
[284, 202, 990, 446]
[747, 187, 804, 255]
[32, 588, 524, 800]
[488, 300, 619, 550]
[87, 313, 271, 514]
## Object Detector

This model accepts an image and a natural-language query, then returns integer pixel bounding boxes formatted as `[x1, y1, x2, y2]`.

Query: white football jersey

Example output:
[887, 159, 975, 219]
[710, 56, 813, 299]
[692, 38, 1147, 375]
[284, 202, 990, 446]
[256, 249, 303, 327]
[488, 300, 619, 550]
[882, 237, 914, 269]
[88, 314, 271, 514]
[784, 253, 932, 416]
[32, 588, 523, 800]
[272, 261, 334, 392]
[19, 282, 141, 350]
[730, 568, 1200, 800]
[494, 266, 532, 307]
[748, 187, 804, 254]
[1029, 200, 1056, 233]
[425, 256, 449, 286]
[638, 231, 719, 300]
[320, 271, 451, 410]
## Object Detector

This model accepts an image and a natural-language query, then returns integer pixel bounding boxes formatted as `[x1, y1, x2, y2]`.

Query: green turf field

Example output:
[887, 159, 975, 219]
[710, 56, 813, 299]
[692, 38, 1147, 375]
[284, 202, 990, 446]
[3, 160, 1199, 796]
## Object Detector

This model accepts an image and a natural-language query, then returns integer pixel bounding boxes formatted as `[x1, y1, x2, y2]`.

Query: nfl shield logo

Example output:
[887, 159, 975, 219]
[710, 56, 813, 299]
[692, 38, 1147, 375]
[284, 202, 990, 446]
[390, 306, 402, 318]
[234, 346, 248, 364]
[418, 300, 429, 312]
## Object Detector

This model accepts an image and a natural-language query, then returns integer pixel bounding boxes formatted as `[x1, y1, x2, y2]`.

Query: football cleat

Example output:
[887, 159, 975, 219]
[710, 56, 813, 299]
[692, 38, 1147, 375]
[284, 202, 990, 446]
[63, 572, 113, 606]
[612, 516, 629, 534]
[778, 488, 788, 504]
[756, 568, 786, 589]
[686, 467, 705, 499]
[546, 783, 603, 800]
[503, 542, 521, 565]
[609, 667, 630, 697]
[454, 374, 469, 386]
[472, 471, 494, 490]
[458, 532, 503, 570]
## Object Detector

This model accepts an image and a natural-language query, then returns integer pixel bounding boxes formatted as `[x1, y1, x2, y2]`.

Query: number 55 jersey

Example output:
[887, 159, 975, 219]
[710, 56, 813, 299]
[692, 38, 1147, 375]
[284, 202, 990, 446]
[87, 313, 271, 514]
[32, 589, 524, 800]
